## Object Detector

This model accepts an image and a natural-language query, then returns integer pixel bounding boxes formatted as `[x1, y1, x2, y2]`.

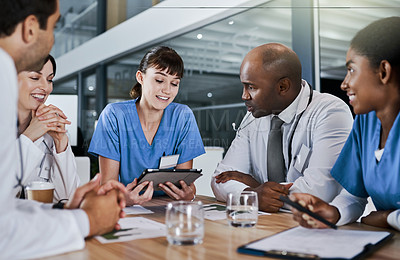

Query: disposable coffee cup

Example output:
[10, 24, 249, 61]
[26, 182, 55, 203]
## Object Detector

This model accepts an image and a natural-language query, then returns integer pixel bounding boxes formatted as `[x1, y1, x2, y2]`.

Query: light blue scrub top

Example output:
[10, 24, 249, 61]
[89, 99, 205, 187]
[331, 111, 400, 211]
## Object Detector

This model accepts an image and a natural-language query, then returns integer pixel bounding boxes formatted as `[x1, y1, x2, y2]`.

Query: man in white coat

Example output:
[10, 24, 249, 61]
[211, 43, 354, 212]
[0, 0, 128, 258]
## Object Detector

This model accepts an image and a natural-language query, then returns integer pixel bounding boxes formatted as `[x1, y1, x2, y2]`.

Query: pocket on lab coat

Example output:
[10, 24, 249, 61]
[292, 144, 311, 174]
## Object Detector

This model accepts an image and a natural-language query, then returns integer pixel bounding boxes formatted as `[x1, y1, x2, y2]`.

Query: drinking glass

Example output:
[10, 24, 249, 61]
[166, 201, 204, 245]
[226, 191, 258, 227]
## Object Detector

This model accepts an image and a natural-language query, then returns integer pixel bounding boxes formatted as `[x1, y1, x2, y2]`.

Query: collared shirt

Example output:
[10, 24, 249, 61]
[277, 84, 301, 124]
[212, 80, 354, 203]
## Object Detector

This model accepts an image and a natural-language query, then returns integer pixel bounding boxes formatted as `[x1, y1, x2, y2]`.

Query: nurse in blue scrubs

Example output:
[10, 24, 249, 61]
[289, 17, 400, 231]
[89, 46, 205, 206]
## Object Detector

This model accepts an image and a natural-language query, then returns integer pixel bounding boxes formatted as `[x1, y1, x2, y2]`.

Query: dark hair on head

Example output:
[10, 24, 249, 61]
[130, 46, 184, 99]
[44, 54, 56, 76]
[351, 16, 400, 70]
[0, 0, 57, 37]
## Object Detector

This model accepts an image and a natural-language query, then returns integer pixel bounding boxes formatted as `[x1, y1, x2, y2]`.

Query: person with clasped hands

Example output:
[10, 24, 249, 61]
[211, 43, 354, 212]
[0, 0, 129, 258]
[14, 54, 80, 202]
[290, 17, 400, 231]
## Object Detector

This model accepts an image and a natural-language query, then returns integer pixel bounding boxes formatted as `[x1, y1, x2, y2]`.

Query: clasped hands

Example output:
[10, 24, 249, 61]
[23, 104, 71, 153]
[64, 174, 128, 237]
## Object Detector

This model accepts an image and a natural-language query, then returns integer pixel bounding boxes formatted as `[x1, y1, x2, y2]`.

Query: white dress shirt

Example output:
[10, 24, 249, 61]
[211, 80, 354, 203]
[0, 48, 89, 259]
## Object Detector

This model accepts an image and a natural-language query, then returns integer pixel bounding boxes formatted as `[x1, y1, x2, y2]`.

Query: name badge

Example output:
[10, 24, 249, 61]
[159, 154, 180, 169]
[293, 144, 311, 173]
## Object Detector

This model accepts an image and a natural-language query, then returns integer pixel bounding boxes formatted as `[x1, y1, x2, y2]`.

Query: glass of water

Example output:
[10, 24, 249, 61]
[166, 201, 204, 245]
[226, 191, 258, 227]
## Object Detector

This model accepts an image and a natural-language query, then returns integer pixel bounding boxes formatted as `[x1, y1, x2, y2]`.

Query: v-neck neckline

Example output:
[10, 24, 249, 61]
[134, 101, 166, 148]
[372, 111, 400, 165]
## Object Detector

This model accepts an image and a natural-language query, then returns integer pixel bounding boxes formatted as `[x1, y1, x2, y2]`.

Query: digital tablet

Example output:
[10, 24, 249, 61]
[136, 169, 202, 191]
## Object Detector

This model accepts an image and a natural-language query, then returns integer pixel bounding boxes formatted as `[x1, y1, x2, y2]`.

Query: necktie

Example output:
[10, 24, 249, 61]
[267, 116, 286, 183]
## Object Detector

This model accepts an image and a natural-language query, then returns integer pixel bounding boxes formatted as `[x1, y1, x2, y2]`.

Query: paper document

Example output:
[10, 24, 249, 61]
[123, 205, 154, 215]
[95, 217, 165, 244]
[241, 226, 391, 259]
[204, 204, 270, 221]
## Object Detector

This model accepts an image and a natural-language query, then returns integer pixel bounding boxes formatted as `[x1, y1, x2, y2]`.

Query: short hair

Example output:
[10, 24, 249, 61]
[0, 0, 57, 37]
[351, 16, 400, 70]
[130, 46, 184, 99]
[44, 54, 56, 76]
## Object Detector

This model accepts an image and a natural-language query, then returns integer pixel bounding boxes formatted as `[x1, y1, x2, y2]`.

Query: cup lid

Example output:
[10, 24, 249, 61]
[26, 181, 55, 190]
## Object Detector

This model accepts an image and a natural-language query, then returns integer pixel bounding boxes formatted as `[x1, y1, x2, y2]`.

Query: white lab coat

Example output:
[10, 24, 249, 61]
[0, 48, 87, 259]
[15, 133, 80, 202]
[211, 81, 354, 202]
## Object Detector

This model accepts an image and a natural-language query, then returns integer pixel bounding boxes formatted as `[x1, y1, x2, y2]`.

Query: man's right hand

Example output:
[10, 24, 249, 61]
[80, 189, 122, 237]
[246, 182, 292, 212]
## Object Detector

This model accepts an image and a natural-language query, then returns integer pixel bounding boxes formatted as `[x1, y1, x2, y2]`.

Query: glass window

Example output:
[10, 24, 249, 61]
[107, 59, 141, 103]
[319, 0, 400, 110]
[52, 0, 98, 58]
[82, 73, 97, 142]
[319, 0, 400, 80]
[52, 77, 77, 95]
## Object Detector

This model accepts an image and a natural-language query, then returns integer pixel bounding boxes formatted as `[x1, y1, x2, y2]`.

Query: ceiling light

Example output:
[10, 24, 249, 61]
[207, 92, 213, 98]
[228, 20, 234, 25]
[88, 86, 94, 91]
[196, 33, 203, 40]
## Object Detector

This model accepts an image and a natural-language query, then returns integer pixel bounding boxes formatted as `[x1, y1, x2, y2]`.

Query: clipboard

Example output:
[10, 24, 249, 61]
[136, 169, 202, 191]
[237, 226, 393, 259]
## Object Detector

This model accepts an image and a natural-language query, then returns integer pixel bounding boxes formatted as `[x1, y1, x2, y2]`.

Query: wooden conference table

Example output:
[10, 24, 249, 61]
[43, 195, 400, 260]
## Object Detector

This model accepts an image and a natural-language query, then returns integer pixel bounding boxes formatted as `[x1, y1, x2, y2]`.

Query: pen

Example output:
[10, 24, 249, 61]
[279, 195, 338, 229]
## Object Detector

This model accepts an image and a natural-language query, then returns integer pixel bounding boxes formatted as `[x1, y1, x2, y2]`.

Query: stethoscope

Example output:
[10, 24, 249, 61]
[232, 83, 314, 167]
[38, 140, 53, 178]
[15, 132, 53, 198]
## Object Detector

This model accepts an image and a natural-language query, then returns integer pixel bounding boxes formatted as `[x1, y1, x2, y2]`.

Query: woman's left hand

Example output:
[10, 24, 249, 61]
[361, 210, 394, 228]
[159, 181, 196, 201]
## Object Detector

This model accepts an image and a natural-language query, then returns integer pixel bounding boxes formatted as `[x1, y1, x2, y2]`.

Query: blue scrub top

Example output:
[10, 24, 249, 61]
[89, 99, 205, 186]
[331, 111, 400, 211]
